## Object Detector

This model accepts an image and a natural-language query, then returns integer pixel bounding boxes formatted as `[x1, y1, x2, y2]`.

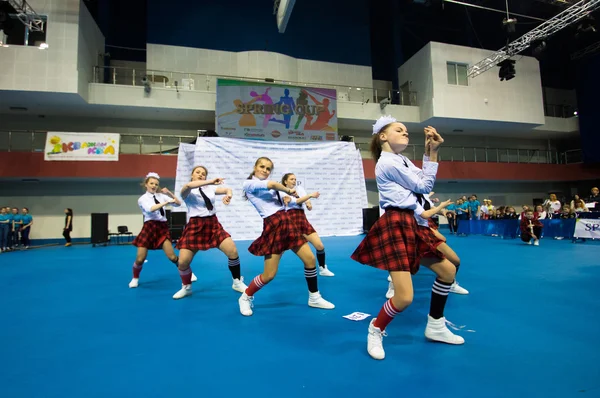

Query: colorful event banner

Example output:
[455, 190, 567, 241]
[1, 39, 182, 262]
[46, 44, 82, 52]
[44, 132, 120, 161]
[216, 79, 338, 142]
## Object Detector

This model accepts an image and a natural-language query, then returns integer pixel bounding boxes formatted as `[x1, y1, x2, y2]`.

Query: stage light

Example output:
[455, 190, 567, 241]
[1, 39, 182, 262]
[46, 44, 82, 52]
[498, 59, 516, 81]
[530, 39, 547, 59]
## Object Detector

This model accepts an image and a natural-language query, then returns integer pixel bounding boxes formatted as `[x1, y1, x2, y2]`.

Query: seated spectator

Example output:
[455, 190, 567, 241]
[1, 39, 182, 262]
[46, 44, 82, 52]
[534, 205, 547, 220]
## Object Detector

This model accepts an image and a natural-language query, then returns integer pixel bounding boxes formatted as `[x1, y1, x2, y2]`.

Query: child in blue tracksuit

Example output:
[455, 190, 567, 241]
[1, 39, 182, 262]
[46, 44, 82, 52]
[20, 208, 33, 248]
[10, 207, 22, 249]
[468, 195, 481, 220]
[0, 207, 10, 251]
[445, 201, 457, 234]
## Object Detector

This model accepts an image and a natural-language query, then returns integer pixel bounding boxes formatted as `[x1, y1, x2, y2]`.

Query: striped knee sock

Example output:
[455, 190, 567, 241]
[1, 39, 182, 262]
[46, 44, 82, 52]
[245, 275, 267, 297]
[228, 257, 241, 280]
[132, 262, 143, 278]
[304, 267, 318, 293]
[373, 299, 401, 331]
[179, 267, 192, 285]
[430, 279, 452, 319]
[316, 250, 326, 268]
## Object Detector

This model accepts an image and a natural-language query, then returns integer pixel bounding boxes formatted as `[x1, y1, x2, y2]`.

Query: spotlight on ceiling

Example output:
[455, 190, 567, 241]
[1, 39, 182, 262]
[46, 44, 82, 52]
[530, 38, 547, 60]
[498, 59, 516, 81]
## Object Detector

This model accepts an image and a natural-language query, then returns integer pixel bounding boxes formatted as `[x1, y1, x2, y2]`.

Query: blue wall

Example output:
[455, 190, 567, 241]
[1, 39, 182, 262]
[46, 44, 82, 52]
[147, 0, 372, 66]
[575, 53, 600, 164]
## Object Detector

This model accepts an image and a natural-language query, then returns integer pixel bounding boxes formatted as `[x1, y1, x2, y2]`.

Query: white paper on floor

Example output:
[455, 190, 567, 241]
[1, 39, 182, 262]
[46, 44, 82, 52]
[343, 312, 371, 321]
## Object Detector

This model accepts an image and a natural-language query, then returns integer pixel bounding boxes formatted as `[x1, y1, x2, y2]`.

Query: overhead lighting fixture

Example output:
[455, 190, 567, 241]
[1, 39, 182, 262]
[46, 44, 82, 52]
[530, 38, 547, 59]
[498, 59, 516, 81]
[503, 17, 518, 34]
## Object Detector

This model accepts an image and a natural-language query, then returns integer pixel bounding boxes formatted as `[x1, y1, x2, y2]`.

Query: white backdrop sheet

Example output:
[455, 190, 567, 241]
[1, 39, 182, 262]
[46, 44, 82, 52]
[174, 138, 368, 241]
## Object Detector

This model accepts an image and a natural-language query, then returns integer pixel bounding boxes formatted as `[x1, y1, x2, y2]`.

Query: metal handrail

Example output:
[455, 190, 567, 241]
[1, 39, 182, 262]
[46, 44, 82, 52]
[0, 130, 580, 164]
[544, 103, 577, 119]
[92, 65, 419, 106]
[355, 142, 563, 164]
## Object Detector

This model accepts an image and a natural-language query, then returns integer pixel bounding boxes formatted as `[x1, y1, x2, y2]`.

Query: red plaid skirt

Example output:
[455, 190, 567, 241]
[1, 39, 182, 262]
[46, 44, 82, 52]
[132, 220, 171, 250]
[248, 210, 306, 256]
[287, 209, 316, 236]
[416, 225, 445, 264]
[351, 208, 420, 274]
[176, 215, 231, 251]
[428, 218, 439, 230]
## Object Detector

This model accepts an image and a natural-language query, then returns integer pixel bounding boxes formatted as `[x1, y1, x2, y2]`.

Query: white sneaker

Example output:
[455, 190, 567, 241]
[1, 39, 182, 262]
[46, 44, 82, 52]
[367, 318, 387, 360]
[319, 265, 335, 277]
[191, 273, 198, 282]
[172, 284, 192, 300]
[308, 291, 335, 309]
[424, 315, 465, 344]
[534, 240, 539, 246]
[232, 277, 247, 293]
[129, 278, 139, 288]
[527, 240, 533, 245]
[239, 292, 253, 316]
[450, 281, 469, 295]
[385, 281, 395, 299]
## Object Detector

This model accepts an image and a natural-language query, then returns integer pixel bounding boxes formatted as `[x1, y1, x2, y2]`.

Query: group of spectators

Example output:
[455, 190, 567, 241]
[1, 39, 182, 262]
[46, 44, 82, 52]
[441, 187, 599, 235]
[0, 207, 33, 252]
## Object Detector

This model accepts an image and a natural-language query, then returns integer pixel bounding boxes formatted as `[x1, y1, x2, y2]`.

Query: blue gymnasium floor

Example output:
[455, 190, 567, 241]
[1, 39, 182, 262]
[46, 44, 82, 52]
[1, 235, 599, 398]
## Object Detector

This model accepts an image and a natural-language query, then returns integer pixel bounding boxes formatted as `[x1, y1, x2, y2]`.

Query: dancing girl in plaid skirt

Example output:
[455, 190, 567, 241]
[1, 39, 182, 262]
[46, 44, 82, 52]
[350, 116, 465, 360]
[171, 166, 248, 300]
[129, 172, 196, 289]
[237, 157, 335, 316]
[280, 172, 334, 277]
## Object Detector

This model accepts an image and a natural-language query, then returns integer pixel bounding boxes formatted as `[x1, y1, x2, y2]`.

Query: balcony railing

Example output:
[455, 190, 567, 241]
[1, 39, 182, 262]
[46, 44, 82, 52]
[356, 142, 572, 164]
[544, 103, 577, 118]
[92, 66, 419, 106]
[0, 131, 582, 165]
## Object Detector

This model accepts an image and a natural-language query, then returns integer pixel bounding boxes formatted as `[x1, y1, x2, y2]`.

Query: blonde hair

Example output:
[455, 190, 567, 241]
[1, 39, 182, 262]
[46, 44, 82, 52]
[243, 157, 274, 200]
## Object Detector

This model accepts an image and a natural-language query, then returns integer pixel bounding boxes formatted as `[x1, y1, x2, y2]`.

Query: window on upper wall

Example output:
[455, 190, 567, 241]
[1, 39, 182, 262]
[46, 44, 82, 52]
[447, 62, 468, 86]
[0, 12, 48, 48]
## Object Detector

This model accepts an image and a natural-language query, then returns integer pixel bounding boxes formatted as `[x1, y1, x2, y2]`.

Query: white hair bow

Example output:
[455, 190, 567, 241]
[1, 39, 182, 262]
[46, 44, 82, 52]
[146, 172, 160, 179]
[372, 115, 397, 135]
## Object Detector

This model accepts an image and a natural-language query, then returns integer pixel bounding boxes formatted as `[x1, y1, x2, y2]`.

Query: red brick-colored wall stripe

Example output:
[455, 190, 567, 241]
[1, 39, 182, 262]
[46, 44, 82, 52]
[361, 159, 600, 181]
[1, 152, 598, 181]
[0, 153, 178, 179]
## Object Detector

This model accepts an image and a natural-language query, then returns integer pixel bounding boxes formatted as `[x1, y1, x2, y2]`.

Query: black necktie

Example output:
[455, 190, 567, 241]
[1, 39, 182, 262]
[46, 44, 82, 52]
[199, 188, 214, 211]
[275, 191, 283, 206]
[416, 194, 431, 210]
[153, 195, 165, 217]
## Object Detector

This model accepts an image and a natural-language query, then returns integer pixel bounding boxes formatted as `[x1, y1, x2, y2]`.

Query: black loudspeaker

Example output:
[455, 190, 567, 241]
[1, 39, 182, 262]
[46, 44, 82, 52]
[91, 213, 109, 245]
[169, 211, 187, 243]
[362, 207, 380, 232]
[170, 211, 187, 227]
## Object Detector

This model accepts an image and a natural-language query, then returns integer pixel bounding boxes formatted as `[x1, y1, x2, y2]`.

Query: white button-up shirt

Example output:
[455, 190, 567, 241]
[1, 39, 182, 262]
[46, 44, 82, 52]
[243, 177, 285, 219]
[377, 152, 438, 210]
[185, 185, 217, 218]
[138, 192, 171, 222]
[282, 185, 307, 210]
